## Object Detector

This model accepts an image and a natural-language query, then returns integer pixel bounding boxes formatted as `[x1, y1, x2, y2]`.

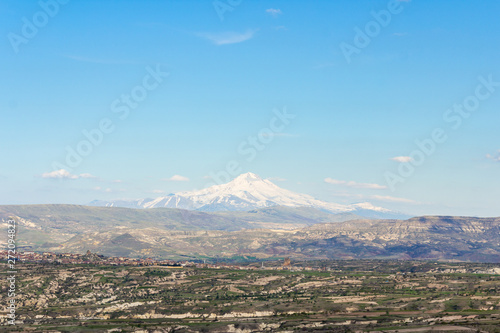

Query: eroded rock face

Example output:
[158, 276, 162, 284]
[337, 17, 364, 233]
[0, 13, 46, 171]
[13, 216, 500, 261]
[2, 203, 500, 261]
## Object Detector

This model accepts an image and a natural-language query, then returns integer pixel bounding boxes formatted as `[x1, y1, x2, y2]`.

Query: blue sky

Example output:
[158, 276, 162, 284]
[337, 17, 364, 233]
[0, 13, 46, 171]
[1, 0, 500, 216]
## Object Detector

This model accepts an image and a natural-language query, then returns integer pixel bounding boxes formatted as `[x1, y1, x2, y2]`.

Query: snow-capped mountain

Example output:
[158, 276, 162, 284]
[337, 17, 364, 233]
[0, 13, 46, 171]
[90, 173, 408, 219]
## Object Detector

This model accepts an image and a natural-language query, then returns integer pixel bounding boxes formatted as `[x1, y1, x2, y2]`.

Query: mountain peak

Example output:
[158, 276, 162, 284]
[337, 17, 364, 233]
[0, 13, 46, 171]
[233, 172, 263, 182]
[90, 172, 401, 218]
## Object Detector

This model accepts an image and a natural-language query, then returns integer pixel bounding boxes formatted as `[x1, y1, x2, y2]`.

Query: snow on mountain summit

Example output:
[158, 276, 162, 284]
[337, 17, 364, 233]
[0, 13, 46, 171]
[91, 172, 397, 217]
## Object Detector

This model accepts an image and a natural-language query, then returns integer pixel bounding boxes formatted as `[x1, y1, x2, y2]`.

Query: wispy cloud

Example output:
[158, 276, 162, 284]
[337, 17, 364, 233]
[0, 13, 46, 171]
[390, 156, 413, 163]
[324, 178, 387, 190]
[93, 186, 111, 192]
[163, 175, 190, 182]
[266, 8, 282, 16]
[152, 189, 166, 194]
[393, 32, 408, 37]
[333, 192, 418, 204]
[79, 173, 95, 179]
[41, 169, 96, 180]
[93, 186, 125, 193]
[486, 150, 500, 162]
[198, 30, 257, 45]
[369, 195, 417, 204]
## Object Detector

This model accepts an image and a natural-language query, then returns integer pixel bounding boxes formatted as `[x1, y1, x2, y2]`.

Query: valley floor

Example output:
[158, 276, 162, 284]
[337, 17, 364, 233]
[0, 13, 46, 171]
[1, 260, 499, 332]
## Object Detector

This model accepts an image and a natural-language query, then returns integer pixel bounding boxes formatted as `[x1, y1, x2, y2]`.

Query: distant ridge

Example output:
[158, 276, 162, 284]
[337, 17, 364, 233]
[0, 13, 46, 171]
[2, 204, 498, 262]
[90, 172, 410, 219]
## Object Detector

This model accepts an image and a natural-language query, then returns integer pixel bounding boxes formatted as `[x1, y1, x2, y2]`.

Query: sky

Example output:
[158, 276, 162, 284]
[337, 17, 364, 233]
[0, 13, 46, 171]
[1, 0, 500, 216]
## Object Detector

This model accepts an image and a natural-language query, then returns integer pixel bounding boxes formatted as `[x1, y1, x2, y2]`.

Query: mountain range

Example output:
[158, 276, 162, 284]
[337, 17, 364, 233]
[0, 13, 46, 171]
[1, 204, 499, 262]
[3, 174, 498, 262]
[90, 172, 409, 219]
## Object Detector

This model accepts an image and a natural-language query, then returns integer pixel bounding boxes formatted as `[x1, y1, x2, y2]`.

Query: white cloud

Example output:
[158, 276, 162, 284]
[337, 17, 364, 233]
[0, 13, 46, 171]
[198, 30, 257, 45]
[41, 169, 95, 180]
[152, 189, 166, 194]
[42, 169, 77, 179]
[93, 186, 121, 193]
[486, 150, 500, 162]
[266, 8, 282, 16]
[330, 192, 418, 204]
[112, 179, 123, 183]
[390, 156, 413, 163]
[324, 178, 387, 190]
[79, 173, 96, 179]
[164, 175, 190, 182]
[369, 195, 417, 204]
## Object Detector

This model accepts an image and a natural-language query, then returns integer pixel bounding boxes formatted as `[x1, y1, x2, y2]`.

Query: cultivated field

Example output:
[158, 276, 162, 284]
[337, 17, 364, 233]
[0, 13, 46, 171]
[1, 260, 499, 332]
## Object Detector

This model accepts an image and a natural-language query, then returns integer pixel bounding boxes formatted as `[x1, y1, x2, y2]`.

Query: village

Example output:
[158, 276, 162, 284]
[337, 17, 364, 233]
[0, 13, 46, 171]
[0, 250, 322, 271]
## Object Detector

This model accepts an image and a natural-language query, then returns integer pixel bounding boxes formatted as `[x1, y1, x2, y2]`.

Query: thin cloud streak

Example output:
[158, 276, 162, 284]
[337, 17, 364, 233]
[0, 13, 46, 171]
[370, 195, 417, 204]
[324, 178, 387, 190]
[266, 8, 282, 16]
[391, 156, 413, 163]
[486, 150, 500, 162]
[163, 175, 190, 182]
[332, 192, 419, 204]
[198, 30, 257, 45]
[41, 169, 96, 180]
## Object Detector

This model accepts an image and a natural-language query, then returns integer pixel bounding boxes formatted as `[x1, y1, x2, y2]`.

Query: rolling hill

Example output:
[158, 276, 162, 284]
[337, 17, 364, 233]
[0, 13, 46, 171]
[1, 204, 499, 262]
